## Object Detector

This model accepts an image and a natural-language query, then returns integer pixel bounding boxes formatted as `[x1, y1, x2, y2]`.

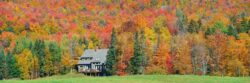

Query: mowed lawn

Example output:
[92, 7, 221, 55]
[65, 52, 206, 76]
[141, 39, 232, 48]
[1, 73, 249, 83]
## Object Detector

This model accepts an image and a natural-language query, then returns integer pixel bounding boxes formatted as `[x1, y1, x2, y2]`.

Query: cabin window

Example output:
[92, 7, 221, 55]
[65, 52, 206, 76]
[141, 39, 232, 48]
[94, 65, 98, 70]
[93, 65, 99, 70]
[82, 65, 88, 70]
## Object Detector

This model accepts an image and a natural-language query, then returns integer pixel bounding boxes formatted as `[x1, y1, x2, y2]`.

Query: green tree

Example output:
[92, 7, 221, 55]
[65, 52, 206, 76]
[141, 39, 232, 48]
[214, 21, 228, 33]
[6, 51, 20, 78]
[48, 42, 62, 74]
[205, 22, 228, 37]
[45, 48, 53, 76]
[13, 37, 32, 54]
[237, 18, 248, 33]
[176, 9, 188, 33]
[33, 39, 46, 77]
[106, 28, 118, 75]
[130, 32, 140, 74]
[0, 48, 5, 80]
[130, 30, 147, 74]
[6, 23, 14, 32]
[227, 25, 239, 39]
[6, 26, 13, 32]
[187, 20, 199, 33]
[205, 28, 216, 37]
[139, 30, 147, 70]
[248, 20, 250, 32]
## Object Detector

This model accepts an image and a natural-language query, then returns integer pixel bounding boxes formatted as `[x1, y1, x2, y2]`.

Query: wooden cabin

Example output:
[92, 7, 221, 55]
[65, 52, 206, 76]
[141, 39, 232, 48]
[77, 49, 108, 76]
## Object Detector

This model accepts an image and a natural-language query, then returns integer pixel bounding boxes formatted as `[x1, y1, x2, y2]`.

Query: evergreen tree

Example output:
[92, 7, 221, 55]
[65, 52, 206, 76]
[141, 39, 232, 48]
[247, 19, 250, 27]
[130, 32, 140, 74]
[247, 19, 250, 32]
[205, 28, 216, 37]
[227, 25, 239, 39]
[0, 48, 5, 80]
[33, 39, 46, 77]
[0, 48, 8, 79]
[188, 20, 199, 33]
[130, 30, 147, 74]
[140, 30, 147, 69]
[6, 25, 14, 32]
[45, 48, 53, 76]
[176, 9, 188, 33]
[247, 20, 250, 32]
[13, 37, 32, 54]
[48, 42, 62, 74]
[29, 41, 33, 50]
[106, 28, 118, 75]
[6, 51, 20, 78]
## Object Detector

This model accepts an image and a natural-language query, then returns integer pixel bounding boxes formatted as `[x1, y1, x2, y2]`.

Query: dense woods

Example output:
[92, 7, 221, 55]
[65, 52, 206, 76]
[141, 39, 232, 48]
[0, 0, 249, 80]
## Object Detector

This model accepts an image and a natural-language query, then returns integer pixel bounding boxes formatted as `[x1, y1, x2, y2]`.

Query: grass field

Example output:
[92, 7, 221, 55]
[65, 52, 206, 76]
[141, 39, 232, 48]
[1, 73, 249, 83]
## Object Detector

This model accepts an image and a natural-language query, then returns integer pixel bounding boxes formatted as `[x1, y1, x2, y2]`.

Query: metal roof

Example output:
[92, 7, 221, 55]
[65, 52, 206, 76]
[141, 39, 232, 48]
[78, 49, 109, 64]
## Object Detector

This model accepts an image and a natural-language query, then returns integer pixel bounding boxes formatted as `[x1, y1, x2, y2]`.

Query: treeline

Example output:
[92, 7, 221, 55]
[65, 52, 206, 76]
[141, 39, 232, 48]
[0, 16, 249, 81]
[0, 35, 89, 80]
[0, 13, 249, 80]
[105, 15, 250, 77]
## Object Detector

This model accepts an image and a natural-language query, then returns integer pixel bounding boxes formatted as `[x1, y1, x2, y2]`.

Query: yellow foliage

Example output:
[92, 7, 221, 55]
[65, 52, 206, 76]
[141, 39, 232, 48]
[144, 27, 156, 43]
[206, 13, 230, 27]
[161, 27, 171, 44]
[171, 35, 192, 74]
[16, 49, 33, 79]
[225, 39, 249, 76]
[45, 48, 53, 76]
[29, 23, 49, 39]
[88, 41, 94, 49]
[15, 6, 20, 12]
[61, 51, 72, 69]
[75, 45, 84, 57]
[43, 18, 60, 34]
[239, 33, 250, 47]
[30, 55, 39, 79]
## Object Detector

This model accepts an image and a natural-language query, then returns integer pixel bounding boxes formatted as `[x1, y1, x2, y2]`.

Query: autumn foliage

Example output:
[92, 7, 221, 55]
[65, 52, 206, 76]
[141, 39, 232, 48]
[0, 0, 249, 80]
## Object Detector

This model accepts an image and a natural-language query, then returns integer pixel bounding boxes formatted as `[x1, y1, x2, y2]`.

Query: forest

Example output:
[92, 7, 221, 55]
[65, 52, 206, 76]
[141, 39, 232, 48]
[0, 0, 249, 80]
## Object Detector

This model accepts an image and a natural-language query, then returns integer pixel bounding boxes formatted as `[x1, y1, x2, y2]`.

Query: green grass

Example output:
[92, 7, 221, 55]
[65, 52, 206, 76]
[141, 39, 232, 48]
[1, 73, 249, 83]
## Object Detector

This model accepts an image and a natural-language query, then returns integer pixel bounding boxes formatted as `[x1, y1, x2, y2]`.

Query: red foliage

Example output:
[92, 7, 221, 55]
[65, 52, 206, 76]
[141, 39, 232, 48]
[166, 52, 173, 73]
[116, 47, 133, 76]
[116, 60, 127, 76]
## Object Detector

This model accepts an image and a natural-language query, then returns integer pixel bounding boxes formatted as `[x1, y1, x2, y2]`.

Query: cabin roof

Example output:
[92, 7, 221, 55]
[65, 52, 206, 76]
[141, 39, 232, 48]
[78, 49, 108, 64]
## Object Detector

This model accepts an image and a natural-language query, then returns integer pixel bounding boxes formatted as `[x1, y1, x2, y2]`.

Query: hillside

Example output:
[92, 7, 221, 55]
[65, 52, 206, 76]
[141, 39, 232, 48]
[0, 0, 250, 80]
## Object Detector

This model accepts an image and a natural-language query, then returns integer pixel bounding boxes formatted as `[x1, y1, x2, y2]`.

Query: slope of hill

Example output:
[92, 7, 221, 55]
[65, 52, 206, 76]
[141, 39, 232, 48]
[0, 0, 250, 80]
